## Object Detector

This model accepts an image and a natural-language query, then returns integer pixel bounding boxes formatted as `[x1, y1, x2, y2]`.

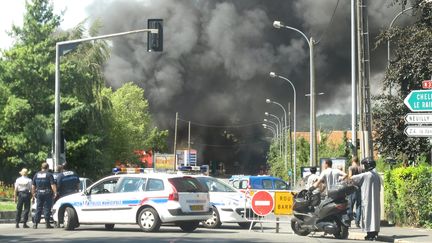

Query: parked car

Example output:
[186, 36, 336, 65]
[52, 172, 212, 232]
[193, 175, 254, 229]
[228, 175, 290, 191]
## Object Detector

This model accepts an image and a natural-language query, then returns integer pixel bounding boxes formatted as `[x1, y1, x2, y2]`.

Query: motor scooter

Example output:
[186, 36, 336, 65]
[291, 182, 357, 239]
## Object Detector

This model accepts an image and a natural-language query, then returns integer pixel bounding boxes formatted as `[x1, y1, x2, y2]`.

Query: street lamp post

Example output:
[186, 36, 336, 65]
[266, 99, 287, 171]
[264, 118, 281, 157]
[54, 27, 159, 171]
[265, 112, 283, 158]
[263, 125, 277, 140]
[273, 20, 317, 166]
[269, 72, 297, 187]
[263, 124, 279, 152]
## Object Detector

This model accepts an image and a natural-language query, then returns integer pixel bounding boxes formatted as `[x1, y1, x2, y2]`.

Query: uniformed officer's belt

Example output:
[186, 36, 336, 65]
[37, 189, 51, 193]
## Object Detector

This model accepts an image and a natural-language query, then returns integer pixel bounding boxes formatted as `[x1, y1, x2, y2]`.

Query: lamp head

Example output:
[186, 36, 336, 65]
[263, 119, 268, 122]
[273, 21, 283, 29]
[269, 72, 277, 78]
[262, 124, 267, 128]
[264, 112, 269, 116]
[266, 99, 271, 104]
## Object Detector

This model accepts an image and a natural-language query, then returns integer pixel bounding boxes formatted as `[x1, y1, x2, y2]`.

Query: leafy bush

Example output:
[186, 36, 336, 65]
[384, 165, 432, 228]
[0, 181, 15, 200]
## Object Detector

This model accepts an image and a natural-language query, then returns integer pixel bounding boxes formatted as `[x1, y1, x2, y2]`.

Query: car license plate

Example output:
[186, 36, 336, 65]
[190, 205, 203, 211]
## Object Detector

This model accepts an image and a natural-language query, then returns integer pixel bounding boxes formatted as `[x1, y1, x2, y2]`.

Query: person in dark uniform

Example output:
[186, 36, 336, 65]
[32, 162, 57, 229]
[56, 164, 79, 199]
[14, 168, 32, 228]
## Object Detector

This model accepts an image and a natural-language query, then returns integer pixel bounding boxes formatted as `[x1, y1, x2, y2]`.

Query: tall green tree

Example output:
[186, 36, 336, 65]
[103, 83, 168, 165]
[374, 0, 432, 160]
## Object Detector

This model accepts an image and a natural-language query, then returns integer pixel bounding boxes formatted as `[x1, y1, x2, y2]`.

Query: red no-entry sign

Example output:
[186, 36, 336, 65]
[251, 191, 274, 216]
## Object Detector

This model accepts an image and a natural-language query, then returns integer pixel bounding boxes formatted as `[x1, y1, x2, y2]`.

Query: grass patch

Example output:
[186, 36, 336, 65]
[0, 200, 16, 211]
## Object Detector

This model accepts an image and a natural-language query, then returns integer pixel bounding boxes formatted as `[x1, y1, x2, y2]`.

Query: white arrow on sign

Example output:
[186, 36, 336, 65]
[404, 126, 432, 137]
[405, 113, 432, 124]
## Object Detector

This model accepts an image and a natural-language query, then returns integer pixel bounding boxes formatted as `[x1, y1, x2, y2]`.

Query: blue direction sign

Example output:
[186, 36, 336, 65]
[404, 90, 432, 112]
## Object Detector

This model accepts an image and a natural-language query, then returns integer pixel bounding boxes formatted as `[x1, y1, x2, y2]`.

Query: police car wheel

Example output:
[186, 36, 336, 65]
[202, 207, 221, 228]
[63, 207, 78, 231]
[138, 208, 161, 232]
[105, 224, 115, 230]
[178, 221, 200, 232]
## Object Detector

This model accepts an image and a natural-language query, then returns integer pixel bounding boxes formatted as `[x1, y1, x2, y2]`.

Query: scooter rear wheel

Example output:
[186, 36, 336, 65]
[291, 218, 310, 236]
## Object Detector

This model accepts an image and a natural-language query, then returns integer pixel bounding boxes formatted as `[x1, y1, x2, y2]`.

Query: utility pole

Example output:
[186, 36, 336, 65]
[310, 37, 317, 167]
[356, 0, 366, 159]
[351, 0, 358, 156]
[356, 0, 374, 159]
[173, 112, 178, 170]
[188, 121, 191, 166]
[288, 102, 293, 173]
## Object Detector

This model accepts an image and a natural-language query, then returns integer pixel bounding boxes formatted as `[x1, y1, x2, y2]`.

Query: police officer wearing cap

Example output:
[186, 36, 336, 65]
[14, 168, 32, 228]
[56, 164, 79, 199]
[32, 162, 57, 229]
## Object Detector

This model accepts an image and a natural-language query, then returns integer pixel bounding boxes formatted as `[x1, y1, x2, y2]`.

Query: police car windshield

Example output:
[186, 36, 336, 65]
[168, 177, 207, 193]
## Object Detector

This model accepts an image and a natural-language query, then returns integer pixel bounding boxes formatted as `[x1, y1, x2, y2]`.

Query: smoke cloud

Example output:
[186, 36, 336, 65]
[84, 0, 412, 172]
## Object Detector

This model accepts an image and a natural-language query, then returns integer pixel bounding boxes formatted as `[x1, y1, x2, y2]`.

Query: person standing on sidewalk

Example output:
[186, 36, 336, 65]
[14, 168, 32, 228]
[313, 159, 347, 195]
[32, 162, 57, 229]
[348, 156, 363, 228]
[350, 157, 381, 241]
[56, 163, 80, 200]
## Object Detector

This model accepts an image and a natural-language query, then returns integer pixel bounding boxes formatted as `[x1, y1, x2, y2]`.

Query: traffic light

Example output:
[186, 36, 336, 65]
[147, 19, 163, 52]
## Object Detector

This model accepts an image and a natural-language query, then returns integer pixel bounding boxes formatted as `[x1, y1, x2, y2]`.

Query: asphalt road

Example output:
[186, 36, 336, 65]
[0, 223, 363, 243]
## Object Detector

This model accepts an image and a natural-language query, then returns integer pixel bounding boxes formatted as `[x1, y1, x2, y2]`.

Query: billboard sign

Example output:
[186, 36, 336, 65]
[154, 153, 175, 171]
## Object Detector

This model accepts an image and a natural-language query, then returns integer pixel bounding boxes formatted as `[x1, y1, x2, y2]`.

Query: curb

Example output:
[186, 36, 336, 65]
[349, 231, 395, 242]
[0, 211, 16, 224]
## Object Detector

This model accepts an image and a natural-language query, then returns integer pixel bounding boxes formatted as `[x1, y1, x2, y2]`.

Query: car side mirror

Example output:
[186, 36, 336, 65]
[83, 189, 90, 196]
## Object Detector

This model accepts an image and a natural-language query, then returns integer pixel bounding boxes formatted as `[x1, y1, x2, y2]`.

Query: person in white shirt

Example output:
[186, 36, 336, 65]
[306, 167, 319, 189]
[14, 168, 33, 228]
[313, 159, 347, 195]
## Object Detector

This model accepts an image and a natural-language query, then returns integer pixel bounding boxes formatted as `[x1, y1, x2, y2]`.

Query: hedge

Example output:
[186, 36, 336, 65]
[384, 165, 432, 228]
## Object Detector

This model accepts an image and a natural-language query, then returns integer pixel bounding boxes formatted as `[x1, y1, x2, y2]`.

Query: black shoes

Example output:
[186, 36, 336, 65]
[15, 224, 19, 228]
[46, 224, 53, 229]
[23, 223, 30, 228]
[365, 232, 378, 241]
[33, 224, 37, 229]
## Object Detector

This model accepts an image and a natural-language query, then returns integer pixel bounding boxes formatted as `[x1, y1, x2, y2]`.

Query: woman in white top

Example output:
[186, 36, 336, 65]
[14, 168, 33, 228]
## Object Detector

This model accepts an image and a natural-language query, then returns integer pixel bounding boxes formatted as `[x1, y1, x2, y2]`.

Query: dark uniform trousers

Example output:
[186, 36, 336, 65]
[15, 191, 31, 224]
[34, 190, 53, 224]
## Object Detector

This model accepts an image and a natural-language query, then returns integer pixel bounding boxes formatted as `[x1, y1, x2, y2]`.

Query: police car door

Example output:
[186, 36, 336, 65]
[113, 176, 147, 223]
[79, 177, 119, 223]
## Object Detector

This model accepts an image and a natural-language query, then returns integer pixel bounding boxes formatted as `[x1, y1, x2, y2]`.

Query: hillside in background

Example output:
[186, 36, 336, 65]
[297, 114, 351, 131]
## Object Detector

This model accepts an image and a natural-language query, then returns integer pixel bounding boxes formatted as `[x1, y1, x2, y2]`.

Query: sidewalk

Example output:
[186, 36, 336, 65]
[348, 225, 432, 243]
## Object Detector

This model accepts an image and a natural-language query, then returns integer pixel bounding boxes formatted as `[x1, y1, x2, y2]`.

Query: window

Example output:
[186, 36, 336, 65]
[146, 179, 164, 191]
[168, 177, 207, 192]
[274, 180, 288, 190]
[239, 180, 249, 189]
[90, 178, 118, 194]
[196, 177, 236, 192]
[116, 177, 146, 193]
[262, 179, 273, 190]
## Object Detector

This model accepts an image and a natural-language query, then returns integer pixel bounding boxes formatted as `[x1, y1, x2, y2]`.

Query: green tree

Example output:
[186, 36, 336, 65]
[374, 0, 432, 160]
[103, 83, 168, 165]
[0, 0, 61, 171]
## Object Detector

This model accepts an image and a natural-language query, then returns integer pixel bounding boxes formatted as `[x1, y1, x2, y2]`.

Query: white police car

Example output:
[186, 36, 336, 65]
[193, 176, 254, 229]
[52, 170, 212, 232]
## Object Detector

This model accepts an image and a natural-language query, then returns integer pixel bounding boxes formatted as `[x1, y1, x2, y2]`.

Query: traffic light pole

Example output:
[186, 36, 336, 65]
[54, 28, 159, 172]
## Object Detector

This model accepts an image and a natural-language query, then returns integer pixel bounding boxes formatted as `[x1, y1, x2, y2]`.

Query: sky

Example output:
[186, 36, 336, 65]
[0, 0, 92, 50]
[0, 0, 418, 171]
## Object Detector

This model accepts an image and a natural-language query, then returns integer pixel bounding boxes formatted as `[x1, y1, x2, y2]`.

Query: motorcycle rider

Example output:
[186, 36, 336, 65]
[349, 157, 381, 241]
